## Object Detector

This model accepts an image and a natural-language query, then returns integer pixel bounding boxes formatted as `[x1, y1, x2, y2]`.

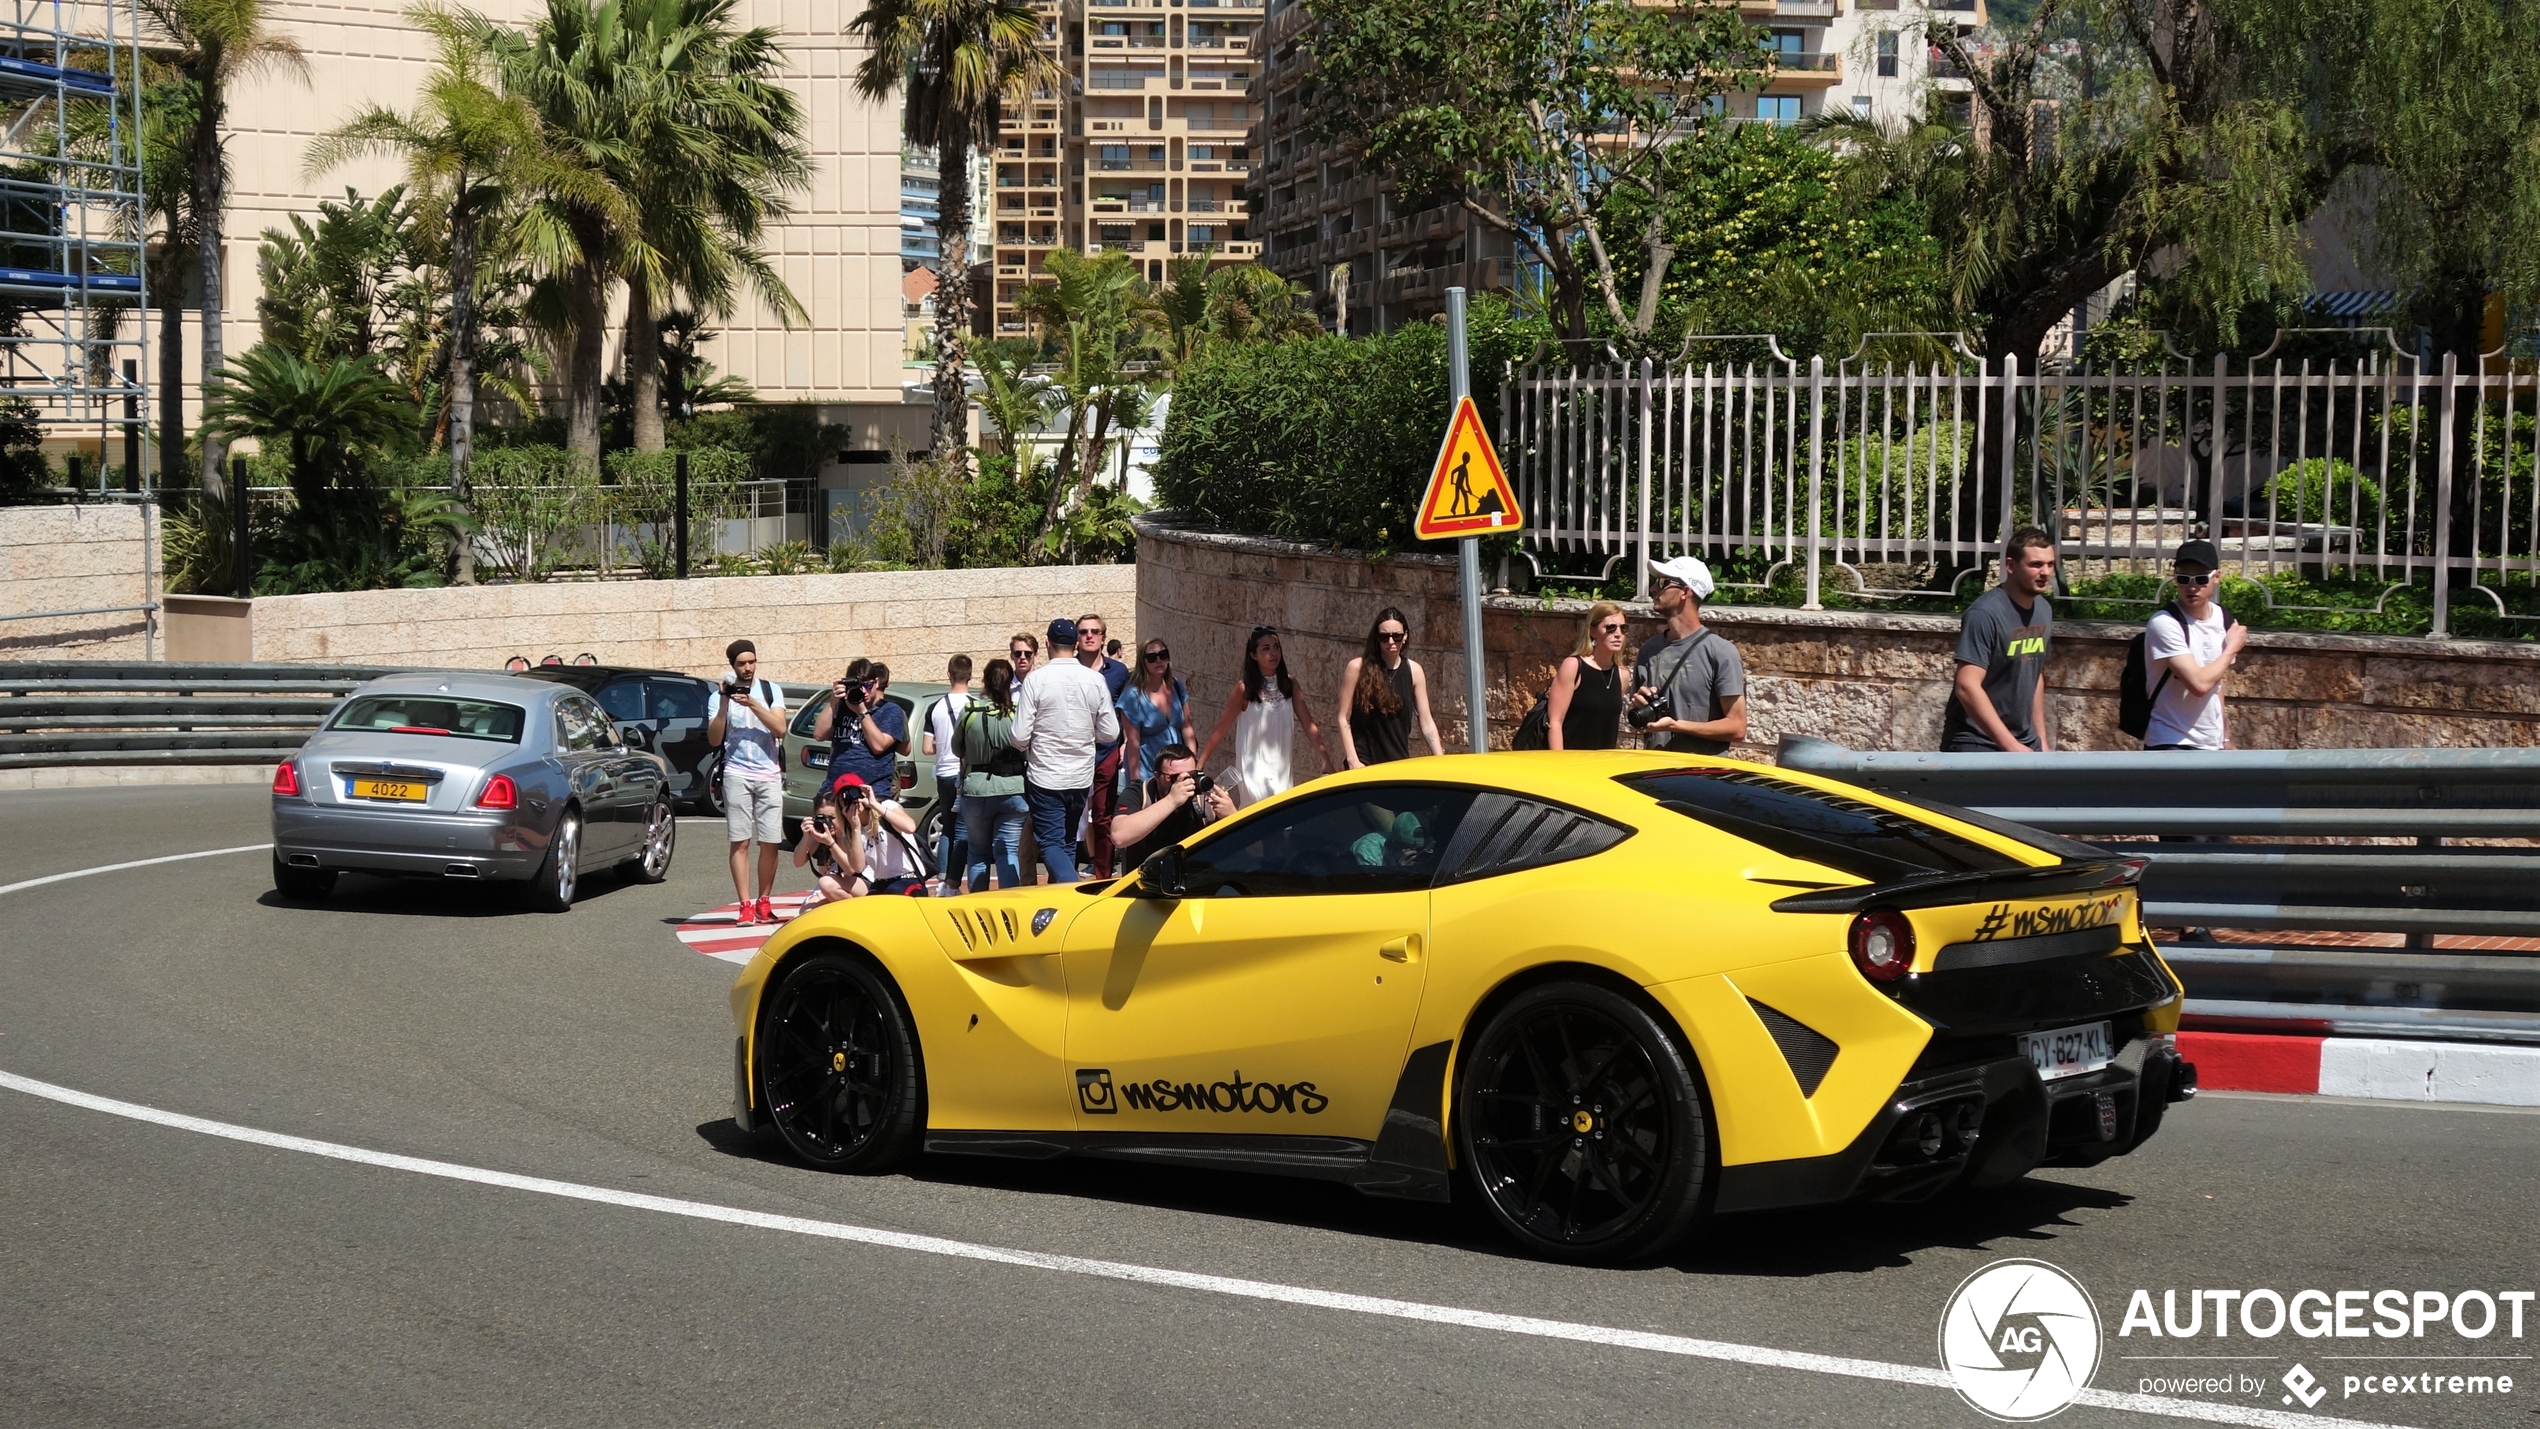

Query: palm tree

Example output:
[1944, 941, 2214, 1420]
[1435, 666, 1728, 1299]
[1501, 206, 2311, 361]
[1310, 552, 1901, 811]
[137, 0, 308, 498]
[607, 0, 810, 452]
[1014, 247, 1157, 553]
[201, 345, 413, 509]
[850, 0, 1060, 468]
[307, 1, 620, 579]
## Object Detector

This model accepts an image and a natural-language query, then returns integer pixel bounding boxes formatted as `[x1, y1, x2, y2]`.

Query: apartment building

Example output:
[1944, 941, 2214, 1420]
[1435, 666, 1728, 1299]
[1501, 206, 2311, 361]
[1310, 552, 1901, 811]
[986, 0, 1268, 338]
[1250, 0, 1983, 333]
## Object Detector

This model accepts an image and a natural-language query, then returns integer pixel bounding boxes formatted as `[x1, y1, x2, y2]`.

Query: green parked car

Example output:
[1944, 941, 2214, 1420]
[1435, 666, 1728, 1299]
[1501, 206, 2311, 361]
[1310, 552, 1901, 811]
[781, 680, 954, 858]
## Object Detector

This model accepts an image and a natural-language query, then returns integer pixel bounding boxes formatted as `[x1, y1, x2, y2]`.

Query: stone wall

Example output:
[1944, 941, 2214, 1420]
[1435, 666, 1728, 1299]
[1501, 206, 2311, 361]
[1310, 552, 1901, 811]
[1134, 515, 2540, 762]
[248, 564, 1138, 687]
[0, 504, 158, 660]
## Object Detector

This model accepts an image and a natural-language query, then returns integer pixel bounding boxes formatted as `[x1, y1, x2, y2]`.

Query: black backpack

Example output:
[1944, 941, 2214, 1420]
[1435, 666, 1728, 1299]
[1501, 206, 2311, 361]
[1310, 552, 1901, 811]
[2119, 602, 2235, 742]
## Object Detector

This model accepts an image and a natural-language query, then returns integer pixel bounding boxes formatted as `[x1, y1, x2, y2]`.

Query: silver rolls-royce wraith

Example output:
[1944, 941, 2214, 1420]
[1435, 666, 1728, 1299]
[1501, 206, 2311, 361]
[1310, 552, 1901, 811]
[269, 673, 676, 911]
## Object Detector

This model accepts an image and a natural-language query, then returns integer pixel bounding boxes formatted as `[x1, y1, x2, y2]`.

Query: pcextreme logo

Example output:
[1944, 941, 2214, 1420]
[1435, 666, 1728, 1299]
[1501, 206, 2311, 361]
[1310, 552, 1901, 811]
[1939, 1259, 2103, 1421]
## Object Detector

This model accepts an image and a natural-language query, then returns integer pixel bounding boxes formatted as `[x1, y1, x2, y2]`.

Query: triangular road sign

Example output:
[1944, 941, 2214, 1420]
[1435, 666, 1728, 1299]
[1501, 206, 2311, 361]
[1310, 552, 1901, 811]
[1415, 395, 1524, 540]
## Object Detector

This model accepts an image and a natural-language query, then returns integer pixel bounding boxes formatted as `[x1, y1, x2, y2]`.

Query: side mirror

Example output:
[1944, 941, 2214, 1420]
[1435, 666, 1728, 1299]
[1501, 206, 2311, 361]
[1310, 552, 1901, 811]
[620, 725, 651, 751]
[1134, 845, 1187, 900]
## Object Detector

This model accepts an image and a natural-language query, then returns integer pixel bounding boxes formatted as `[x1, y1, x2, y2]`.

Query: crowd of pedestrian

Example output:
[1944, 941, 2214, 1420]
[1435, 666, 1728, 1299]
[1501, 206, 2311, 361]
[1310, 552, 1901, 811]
[690, 530, 2237, 913]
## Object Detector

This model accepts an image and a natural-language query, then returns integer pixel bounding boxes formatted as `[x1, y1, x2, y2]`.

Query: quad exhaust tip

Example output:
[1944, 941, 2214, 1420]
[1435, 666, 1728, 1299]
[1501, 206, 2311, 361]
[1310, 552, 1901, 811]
[444, 863, 481, 879]
[284, 853, 321, 868]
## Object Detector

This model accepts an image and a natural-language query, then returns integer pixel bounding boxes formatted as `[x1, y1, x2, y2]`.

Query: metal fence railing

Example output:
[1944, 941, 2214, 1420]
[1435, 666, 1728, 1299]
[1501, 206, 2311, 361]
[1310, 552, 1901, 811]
[0, 660, 407, 768]
[1503, 332, 2540, 635]
[1779, 737, 2540, 1044]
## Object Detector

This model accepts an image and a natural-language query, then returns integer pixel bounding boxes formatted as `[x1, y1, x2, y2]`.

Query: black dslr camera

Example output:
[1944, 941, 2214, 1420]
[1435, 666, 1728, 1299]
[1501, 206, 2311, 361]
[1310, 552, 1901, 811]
[1626, 692, 1671, 728]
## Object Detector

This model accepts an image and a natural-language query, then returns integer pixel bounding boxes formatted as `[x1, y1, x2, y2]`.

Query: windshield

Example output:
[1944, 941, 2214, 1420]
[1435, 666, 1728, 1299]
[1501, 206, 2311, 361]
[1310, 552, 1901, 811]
[1618, 768, 2025, 883]
[330, 694, 526, 743]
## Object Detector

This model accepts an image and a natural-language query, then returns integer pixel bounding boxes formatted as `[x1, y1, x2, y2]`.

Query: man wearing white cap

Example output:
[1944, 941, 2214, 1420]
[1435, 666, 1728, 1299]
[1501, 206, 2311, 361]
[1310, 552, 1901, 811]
[1628, 555, 1748, 755]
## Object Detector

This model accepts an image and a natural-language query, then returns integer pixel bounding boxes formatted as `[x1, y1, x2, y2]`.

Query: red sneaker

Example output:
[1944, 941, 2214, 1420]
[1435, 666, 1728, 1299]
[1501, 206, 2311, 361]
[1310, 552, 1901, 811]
[735, 900, 762, 926]
[755, 896, 778, 924]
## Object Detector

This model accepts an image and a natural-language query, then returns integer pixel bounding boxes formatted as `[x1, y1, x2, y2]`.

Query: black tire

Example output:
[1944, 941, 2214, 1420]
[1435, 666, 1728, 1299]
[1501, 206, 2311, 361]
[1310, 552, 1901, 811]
[700, 754, 726, 818]
[521, 809, 581, 913]
[1456, 980, 1711, 1263]
[271, 853, 336, 902]
[620, 799, 676, 883]
[756, 952, 925, 1173]
[916, 799, 950, 874]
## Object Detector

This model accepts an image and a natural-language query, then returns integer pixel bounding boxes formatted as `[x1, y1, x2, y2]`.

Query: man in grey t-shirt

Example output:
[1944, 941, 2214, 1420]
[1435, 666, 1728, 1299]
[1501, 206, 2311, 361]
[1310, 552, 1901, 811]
[1630, 555, 1748, 755]
[1942, 527, 2057, 752]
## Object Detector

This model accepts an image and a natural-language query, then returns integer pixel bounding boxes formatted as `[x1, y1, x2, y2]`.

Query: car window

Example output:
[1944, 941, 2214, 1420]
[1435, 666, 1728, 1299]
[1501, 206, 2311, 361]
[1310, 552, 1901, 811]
[330, 695, 524, 743]
[595, 679, 646, 723]
[1619, 768, 2024, 883]
[791, 691, 828, 738]
[1177, 785, 1480, 897]
[555, 698, 605, 753]
[647, 677, 705, 722]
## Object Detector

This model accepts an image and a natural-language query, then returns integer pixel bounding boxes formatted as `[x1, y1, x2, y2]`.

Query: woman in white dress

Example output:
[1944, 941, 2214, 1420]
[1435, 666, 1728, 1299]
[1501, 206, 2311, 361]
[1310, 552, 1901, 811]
[1197, 624, 1329, 805]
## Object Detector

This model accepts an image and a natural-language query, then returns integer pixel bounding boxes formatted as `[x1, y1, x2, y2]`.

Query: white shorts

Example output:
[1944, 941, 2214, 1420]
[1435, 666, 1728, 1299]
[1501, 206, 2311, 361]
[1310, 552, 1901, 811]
[724, 769, 785, 844]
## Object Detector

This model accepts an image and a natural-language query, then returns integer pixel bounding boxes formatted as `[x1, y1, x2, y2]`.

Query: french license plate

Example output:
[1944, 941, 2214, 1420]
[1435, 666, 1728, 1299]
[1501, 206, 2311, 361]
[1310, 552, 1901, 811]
[349, 777, 427, 802]
[2021, 1021, 2113, 1081]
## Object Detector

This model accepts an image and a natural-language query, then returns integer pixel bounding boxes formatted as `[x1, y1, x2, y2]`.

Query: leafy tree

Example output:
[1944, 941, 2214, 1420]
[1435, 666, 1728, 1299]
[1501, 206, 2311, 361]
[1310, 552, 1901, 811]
[1303, 0, 1766, 352]
[1597, 124, 1949, 358]
[201, 344, 414, 509]
[1151, 257, 1321, 371]
[139, 74, 205, 489]
[308, 0, 619, 579]
[1014, 247, 1160, 555]
[136, 0, 308, 496]
[0, 394, 47, 496]
[254, 186, 417, 362]
[657, 310, 755, 416]
[850, 0, 1062, 468]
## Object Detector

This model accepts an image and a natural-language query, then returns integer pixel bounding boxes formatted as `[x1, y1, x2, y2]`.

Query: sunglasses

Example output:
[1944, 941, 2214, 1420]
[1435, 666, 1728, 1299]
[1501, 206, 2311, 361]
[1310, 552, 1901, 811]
[1143, 648, 1171, 662]
[2175, 572, 2217, 587]
[1251, 625, 1279, 637]
[1010, 648, 1035, 660]
[1377, 630, 1407, 643]
[1080, 629, 1104, 640]
[1596, 621, 1627, 634]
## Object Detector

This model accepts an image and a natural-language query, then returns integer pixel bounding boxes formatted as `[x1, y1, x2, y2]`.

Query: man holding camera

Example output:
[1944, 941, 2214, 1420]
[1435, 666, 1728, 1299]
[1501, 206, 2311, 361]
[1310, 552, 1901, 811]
[815, 657, 906, 802]
[1012, 617, 1119, 882]
[705, 638, 787, 924]
[1628, 555, 1748, 754]
[1111, 743, 1236, 877]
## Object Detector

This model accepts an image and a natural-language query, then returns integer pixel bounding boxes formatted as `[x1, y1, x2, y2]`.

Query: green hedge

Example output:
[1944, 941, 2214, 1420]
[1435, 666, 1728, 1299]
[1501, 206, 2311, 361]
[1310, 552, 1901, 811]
[1153, 296, 1547, 554]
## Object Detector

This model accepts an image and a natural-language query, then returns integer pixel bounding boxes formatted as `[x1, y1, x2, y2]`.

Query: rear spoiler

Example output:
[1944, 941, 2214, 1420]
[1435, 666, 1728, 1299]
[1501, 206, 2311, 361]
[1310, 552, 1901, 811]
[1768, 857, 2146, 915]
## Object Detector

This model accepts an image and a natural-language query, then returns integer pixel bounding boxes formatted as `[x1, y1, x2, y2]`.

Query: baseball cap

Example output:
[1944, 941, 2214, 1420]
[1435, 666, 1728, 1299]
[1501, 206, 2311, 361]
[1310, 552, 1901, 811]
[1647, 554, 1716, 600]
[2173, 539, 2222, 570]
[1046, 617, 1079, 648]
[828, 772, 868, 796]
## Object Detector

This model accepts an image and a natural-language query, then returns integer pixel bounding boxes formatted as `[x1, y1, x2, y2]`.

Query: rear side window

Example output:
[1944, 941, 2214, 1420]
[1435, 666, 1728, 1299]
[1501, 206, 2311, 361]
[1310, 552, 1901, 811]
[647, 677, 705, 721]
[595, 679, 646, 722]
[1620, 768, 2023, 883]
[331, 695, 525, 743]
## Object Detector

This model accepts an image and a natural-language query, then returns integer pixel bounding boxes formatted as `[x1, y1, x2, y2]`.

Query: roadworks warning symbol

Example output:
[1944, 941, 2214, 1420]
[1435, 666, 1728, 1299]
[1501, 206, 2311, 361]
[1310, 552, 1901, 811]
[1415, 395, 1524, 540]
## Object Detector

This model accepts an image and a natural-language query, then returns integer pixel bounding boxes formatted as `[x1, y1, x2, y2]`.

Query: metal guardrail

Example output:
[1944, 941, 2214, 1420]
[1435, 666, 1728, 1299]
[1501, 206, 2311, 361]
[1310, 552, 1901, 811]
[1777, 737, 2540, 1043]
[0, 661, 420, 770]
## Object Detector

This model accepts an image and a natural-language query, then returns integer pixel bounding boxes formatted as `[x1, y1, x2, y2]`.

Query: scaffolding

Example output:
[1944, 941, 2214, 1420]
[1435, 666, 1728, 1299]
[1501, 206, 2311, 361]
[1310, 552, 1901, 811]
[0, 0, 145, 489]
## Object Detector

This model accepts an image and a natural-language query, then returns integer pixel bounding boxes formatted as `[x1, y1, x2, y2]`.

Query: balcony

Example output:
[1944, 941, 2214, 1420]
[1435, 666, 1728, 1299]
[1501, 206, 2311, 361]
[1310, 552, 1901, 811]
[1765, 51, 1841, 83]
[1089, 72, 1155, 89]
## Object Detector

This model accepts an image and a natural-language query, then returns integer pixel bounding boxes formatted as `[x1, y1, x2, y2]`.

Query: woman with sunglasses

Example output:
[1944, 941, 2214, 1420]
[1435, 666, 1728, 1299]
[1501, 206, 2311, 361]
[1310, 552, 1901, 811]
[1336, 606, 1443, 767]
[1547, 601, 1630, 750]
[1117, 639, 1197, 803]
[1197, 625, 1328, 806]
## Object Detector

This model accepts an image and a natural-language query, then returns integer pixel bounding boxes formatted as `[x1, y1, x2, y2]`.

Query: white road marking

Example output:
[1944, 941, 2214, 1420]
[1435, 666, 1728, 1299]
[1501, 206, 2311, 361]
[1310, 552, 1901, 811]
[0, 842, 270, 898]
[0, 1068, 2415, 1429]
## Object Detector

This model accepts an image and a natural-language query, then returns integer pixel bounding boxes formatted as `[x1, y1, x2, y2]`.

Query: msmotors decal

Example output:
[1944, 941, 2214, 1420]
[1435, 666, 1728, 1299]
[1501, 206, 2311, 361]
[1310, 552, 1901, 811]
[1970, 893, 2127, 943]
[1078, 1069, 1328, 1115]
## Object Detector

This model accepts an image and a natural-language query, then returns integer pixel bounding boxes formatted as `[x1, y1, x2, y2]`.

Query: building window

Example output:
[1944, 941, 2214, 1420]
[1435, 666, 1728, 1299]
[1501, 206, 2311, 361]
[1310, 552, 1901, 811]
[1188, 144, 1215, 161]
[1147, 222, 1166, 241]
[1765, 28, 1804, 59]
[1851, 94, 1873, 118]
[1100, 144, 1130, 170]
[1877, 32, 1899, 77]
[1757, 95, 1801, 125]
[1098, 223, 1135, 243]
[1147, 145, 1166, 162]
[1188, 225, 1218, 247]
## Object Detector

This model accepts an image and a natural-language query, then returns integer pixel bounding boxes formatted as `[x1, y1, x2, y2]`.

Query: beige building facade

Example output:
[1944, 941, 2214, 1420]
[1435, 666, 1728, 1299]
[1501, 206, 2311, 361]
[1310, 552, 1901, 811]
[987, 0, 1267, 338]
[158, 0, 908, 435]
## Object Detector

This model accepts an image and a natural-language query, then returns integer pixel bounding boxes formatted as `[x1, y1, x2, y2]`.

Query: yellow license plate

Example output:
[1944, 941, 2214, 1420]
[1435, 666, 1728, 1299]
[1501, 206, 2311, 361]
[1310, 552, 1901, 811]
[350, 778, 427, 802]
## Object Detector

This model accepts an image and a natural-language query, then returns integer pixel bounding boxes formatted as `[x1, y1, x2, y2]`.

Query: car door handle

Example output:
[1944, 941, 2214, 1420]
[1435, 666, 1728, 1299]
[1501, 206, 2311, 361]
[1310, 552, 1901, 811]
[1379, 935, 1421, 963]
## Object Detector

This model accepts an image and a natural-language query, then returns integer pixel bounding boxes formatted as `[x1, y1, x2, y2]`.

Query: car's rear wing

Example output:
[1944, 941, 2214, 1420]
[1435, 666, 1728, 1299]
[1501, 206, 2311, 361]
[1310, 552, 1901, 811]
[1766, 857, 2147, 915]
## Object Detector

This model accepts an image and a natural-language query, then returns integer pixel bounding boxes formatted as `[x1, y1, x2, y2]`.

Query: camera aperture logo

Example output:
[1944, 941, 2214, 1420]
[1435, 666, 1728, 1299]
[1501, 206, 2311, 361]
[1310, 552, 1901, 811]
[1940, 1259, 2103, 1421]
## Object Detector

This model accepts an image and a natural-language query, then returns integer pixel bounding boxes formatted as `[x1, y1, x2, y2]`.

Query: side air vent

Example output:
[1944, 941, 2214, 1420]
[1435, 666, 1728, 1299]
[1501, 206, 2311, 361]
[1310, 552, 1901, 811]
[1748, 999, 1840, 1098]
[944, 910, 977, 952]
[1000, 908, 1020, 941]
[1437, 793, 1629, 884]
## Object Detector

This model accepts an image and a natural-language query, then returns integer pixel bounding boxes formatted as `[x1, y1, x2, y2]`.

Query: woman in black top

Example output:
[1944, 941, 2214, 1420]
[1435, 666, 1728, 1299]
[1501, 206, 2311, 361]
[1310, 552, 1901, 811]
[1548, 600, 1629, 750]
[1337, 606, 1445, 766]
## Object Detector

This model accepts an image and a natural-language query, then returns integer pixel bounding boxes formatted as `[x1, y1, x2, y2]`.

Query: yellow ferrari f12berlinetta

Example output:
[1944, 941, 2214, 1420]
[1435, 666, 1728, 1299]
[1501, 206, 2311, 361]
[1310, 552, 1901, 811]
[729, 752, 2196, 1262]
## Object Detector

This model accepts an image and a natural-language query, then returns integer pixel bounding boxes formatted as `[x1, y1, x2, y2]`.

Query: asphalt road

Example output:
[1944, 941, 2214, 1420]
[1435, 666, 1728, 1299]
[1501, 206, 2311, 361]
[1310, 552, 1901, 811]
[0, 785, 2533, 1429]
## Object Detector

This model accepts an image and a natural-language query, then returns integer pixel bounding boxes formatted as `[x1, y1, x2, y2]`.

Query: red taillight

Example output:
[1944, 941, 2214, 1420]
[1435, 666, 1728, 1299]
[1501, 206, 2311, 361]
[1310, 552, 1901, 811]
[476, 774, 518, 810]
[899, 762, 916, 789]
[1849, 908, 1916, 983]
[271, 760, 300, 796]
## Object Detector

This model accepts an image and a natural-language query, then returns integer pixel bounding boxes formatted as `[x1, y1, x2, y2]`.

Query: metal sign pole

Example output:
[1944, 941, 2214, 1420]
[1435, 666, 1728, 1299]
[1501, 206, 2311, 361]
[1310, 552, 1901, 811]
[1447, 288, 1488, 754]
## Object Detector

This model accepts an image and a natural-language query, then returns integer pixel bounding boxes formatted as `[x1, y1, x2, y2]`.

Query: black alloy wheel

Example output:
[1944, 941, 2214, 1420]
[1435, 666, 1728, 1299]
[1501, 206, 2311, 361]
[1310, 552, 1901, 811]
[756, 953, 924, 1172]
[1457, 981, 1711, 1263]
[270, 852, 336, 902]
[622, 800, 676, 883]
